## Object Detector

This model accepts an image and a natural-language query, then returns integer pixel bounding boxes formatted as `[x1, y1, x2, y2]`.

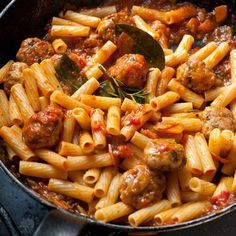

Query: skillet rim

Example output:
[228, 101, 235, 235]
[0, 0, 235, 233]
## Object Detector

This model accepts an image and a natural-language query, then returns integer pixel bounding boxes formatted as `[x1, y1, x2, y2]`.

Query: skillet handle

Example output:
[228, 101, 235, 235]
[0, 162, 49, 235]
[33, 209, 86, 236]
[0, 162, 89, 235]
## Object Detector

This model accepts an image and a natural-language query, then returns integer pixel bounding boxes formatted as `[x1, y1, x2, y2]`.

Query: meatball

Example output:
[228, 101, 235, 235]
[176, 59, 217, 93]
[144, 139, 185, 172]
[3, 62, 28, 94]
[97, 10, 134, 43]
[119, 165, 166, 209]
[22, 106, 64, 149]
[16, 38, 54, 65]
[199, 106, 235, 138]
[108, 54, 147, 88]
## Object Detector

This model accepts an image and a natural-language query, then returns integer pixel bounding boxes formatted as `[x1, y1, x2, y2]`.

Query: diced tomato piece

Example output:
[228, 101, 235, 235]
[129, 116, 141, 126]
[211, 191, 230, 206]
[92, 121, 106, 135]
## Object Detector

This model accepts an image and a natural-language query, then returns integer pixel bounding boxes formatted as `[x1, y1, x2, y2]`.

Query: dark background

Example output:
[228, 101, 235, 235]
[0, 0, 236, 235]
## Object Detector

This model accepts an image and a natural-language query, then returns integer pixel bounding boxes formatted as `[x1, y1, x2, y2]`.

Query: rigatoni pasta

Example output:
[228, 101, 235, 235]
[2, 0, 236, 228]
[20, 161, 67, 179]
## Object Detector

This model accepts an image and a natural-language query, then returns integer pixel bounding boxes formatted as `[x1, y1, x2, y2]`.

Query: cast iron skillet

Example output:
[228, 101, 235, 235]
[0, 0, 236, 235]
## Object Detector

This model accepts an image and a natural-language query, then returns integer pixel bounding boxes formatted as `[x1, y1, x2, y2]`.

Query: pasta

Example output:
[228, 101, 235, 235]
[52, 39, 68, 54]
[166, 172, 181, 206]
[62, 110, 76, 143]
[150, 91, 180, 111]
[194, 133, 216, 176]
[156, 66, 175, 96]
[171, 201, 211, 223]
[51, 25, 90, 37]
[91, 41, 117, 64]
[145, 68, 161, 102]
[58, 141, 84, 156]
[128, 200, 171, 226]
[79, 131, 95, 154]
[11, 84, 34, 123]
[20, 161, 67, 179]
[48, 178, 94, 202]
[91, 109, 106, 149]
[106, 106, 121, 135]
[168, 79, 204, 108]
[67, 153, 113, 171]
[95, 202, 133, 223]
[50, 90, 92, 113]
[185, 135, 203, 175]
[80, 95, 121, 110]
[31, 63, 55, 97]
[72, 107, 91, 130]
[2, 0, 236, 228]
[71, 77, 100, 99]
[83, 168, 101, 185]
[96, 173, 121, 209]
[94, 166, 116, 198]
[23, 68, 41, 112]
[35, 149, 68, 170]
[189, 177, 216, 196]
[0, 90, 11, 126]
[79, 6, 117, 18]
[0, 125, 35, 161]
[64, 10, 101, 28]
[0, 60, 13, 83]
[133, 15, 160, 40]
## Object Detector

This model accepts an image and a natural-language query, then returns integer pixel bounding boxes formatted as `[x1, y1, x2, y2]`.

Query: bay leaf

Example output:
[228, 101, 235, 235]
[115, 24, 165, 70]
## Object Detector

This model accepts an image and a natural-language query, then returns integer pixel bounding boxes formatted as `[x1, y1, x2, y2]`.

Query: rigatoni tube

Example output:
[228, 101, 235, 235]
[67, 153, 113, 171]
[95, 202, 133, 223]
[48, 178, 94, 203]
[20, 161, 67, 179]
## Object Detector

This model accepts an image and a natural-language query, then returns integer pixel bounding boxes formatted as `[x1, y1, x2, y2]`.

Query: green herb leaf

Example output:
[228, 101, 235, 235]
[96, 65, 147, 103]
[56, 54, 86, 94]
[115, 24, 165, 70]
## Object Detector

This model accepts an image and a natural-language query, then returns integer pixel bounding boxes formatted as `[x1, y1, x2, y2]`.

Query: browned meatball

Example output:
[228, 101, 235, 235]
[176, 59, 217, 93]
[119, 165, 166, 209]
[22, 106, 64, 149]
[199, 106, 235, 138]
[3, 62, 28, 94]
[144, 139, 185, 172]
[108, 54, 147, 88]
[97, 10, 134, 43]
[16, 38, 54, 65]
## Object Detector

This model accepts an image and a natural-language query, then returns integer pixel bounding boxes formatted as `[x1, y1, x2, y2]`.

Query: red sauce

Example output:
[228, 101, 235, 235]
[129, 116, 142, 126]
[211, 191, 230, 206]
[92, 121, 106, 135]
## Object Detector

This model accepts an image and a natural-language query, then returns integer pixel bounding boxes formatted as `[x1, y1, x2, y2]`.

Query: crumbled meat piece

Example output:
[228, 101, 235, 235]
[144, 139, 185, 171]
[108, 54, 147, 88]
[3, 62, 28, 94]
[204, 26, 233, 44]
[213, 59, 230, 86]
[16, 38, 54, 65]
[199, 106, 235, 138]
[22, 106, 64, 149]
[83, 33, 101, 49]
[176, 59, 217, 93]
[119, 165, 166, 209]
[97, 10, 134, 43]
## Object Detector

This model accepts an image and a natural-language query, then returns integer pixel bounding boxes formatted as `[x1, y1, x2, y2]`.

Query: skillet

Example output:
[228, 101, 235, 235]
[0, 0, 236, 235]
